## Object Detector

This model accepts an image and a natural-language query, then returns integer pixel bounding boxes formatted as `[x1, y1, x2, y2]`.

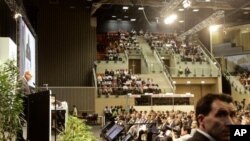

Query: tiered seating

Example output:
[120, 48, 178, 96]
[97, 31, 142, 61]
[237, 71, 250, 91]
[177, 43, 207, 63]
[97, 69, 161, 97]
[119, 33, 141, 51]
[97, 32, 124, 61]
[144, 32, 176, 52]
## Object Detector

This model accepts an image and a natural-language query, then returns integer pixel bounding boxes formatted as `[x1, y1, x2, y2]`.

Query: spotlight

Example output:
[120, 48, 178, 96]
[14, 13, 22, 19]
[123, 6, 129, 10]
[164, 14, 177, 24]
[138, 7, 144, 10]
[183, 0, 191, 8]
[209, 25, 221, 32]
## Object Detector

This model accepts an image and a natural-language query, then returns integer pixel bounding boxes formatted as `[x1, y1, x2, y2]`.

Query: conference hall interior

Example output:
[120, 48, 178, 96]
[1, 0, 250, 141]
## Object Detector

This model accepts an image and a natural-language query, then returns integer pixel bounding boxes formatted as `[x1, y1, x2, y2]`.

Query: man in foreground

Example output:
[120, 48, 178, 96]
[187, 93, 237, 141]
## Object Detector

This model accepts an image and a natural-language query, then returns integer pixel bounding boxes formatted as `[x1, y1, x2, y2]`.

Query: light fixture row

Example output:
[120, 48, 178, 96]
[122, 6, 144, 10]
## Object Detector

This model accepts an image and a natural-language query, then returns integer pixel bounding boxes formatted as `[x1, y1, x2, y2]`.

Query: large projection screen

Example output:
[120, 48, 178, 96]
[19, 18, 36, 86]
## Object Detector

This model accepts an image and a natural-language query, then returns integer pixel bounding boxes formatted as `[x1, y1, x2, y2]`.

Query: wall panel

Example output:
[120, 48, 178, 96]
[0, 0, 16, 43]
[49, 87, 96, 113]
[37, 2, 96, 86]
[242, 32, 250, 50]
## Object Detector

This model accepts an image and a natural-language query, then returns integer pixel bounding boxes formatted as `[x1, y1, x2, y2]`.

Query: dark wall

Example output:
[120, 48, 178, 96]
[97, 19, 179, 33]
[37, 1, 96, 86]
[0, 0, 16, 42]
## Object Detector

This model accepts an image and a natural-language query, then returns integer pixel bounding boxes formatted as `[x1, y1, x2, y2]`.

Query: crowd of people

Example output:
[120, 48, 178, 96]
[237, 71, 250, 91]
[97, 30, 143, 61]
[97, 69, 161, 97]
[101, 93, 250, 141]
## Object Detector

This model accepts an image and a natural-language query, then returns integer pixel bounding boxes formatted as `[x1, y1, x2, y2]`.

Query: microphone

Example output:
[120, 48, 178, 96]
[43, 84, 49, 90]
[32, 82, 41, 93]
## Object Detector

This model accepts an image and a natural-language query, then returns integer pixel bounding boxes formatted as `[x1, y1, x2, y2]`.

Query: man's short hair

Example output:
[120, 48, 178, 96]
[195, 93, 233, 126]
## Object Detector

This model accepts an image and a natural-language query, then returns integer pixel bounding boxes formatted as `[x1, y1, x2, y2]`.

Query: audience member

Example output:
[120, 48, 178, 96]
[173, 125, 192, 141]
[184, 66, 191, 76]
[73, 105, 78, 117]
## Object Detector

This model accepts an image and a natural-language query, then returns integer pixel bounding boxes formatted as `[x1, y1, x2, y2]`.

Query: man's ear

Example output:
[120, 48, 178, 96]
[197, 114, 205, 128]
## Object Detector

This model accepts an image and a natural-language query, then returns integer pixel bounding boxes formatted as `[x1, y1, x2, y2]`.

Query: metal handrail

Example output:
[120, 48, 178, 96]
[155, 51, 176, 92]
[197, 40, 221, 69]
[92, 68, 98, 94]
[197, 39, 233, 78]
[142, 51, 149, 68]
[196, 39, 246, 91]
[124, 50, 129, 61]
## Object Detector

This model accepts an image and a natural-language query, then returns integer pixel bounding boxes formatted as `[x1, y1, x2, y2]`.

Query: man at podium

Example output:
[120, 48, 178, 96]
[17, 71, 32, 141]
[20, 71, 32, 95]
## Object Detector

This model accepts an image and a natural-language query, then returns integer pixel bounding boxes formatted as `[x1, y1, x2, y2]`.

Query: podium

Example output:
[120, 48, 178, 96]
[27, 90, 51, 141]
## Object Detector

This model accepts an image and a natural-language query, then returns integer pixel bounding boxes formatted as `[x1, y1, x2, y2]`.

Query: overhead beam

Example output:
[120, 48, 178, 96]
[178, 10, 224, 40]
[93, 0, 165, 7]
[4, 0, 18, 12]
[160, 0, 183, 16]
[4, 0, 36, 36]
[191, 0, 234, 10]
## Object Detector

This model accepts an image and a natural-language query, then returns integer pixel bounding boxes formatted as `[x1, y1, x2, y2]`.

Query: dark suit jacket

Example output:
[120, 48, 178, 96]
[186, 131, 211, 141]
[21, 77, 31, 95]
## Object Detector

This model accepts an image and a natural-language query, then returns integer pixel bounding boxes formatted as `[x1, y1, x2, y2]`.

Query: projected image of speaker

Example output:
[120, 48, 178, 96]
[105, 124, 124, 141]
[121, 133, 132, 141]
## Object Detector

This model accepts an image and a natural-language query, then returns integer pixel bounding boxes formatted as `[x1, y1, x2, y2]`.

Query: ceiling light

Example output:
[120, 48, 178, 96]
[164, 14, 177, 24]
[243, 11, 249, 14]
[183, 0, 191, 8]
[173, 81, 176, 84]
[130, 18, 136, 21]
[123, 6, 129, 10]
[209, 25, 221, 32]
[138, 7, 144, 10]
[112, 15, 116, 18]
[205, 0, 211, 2]
[14, 13, 22, 19]
[179, 20, 184, 23]
[178, 8, 184, 12]
[193, 9, 199, 12]
[201, 81, 205, 84]
[187, 81, 191, 84]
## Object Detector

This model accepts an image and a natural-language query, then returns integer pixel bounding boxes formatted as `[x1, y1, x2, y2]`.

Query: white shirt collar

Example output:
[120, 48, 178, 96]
[196, 129, 216, 141]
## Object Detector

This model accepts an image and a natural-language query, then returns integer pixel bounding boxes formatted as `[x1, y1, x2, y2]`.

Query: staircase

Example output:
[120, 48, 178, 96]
[137, 37, 163, 73]
[139, 73, 173, 93]
[137, 36, 175, 93]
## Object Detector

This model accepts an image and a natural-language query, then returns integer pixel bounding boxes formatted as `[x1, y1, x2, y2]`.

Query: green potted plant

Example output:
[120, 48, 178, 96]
[0, 60, 24, 141]
[59, 115, 98, 141]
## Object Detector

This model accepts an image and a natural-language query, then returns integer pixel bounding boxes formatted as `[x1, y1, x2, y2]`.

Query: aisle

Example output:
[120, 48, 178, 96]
[90, 124, 104, 141]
